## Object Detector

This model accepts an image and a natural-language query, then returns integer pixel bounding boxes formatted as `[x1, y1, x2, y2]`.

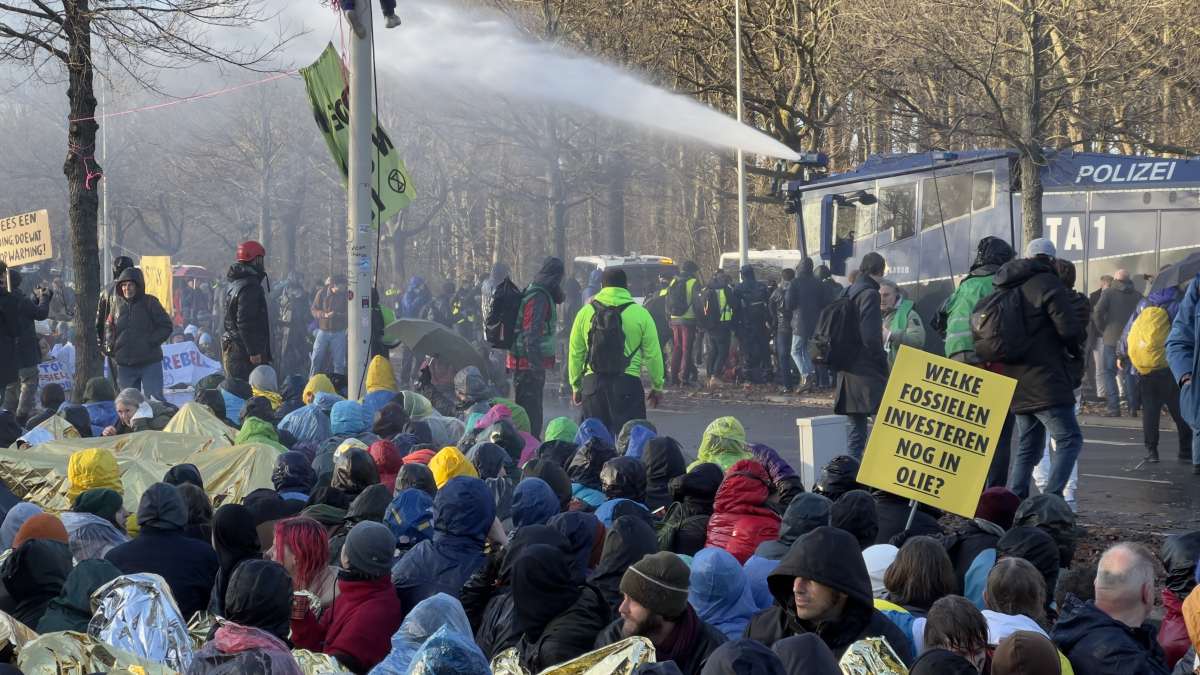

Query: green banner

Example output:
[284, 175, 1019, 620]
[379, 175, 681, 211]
[300, 42, 414, 226]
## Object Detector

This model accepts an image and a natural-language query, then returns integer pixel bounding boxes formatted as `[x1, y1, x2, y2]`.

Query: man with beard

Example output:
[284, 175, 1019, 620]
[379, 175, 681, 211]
[508, 257, 565, 436]
[222, 241, 272, 381]
[593, 551, 726, 675]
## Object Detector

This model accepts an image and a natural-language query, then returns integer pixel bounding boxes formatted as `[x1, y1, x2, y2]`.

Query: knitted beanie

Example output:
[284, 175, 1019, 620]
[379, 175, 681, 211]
[343, 521, 396, 578]
[976, 487, 1021, 530]
[12, 513, 69, 549]
[619, 551, 690, 619]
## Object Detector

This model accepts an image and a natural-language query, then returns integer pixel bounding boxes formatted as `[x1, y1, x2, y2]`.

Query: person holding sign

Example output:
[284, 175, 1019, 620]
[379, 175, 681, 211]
[991, 239, 1087, 500]
[104, 268, 173, 402]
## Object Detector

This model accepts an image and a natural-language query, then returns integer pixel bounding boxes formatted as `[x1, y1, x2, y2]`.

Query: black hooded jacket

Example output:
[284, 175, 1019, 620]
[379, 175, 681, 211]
[874, 491, 942, 545]
[644, 437, 688, 512]
[755, 493, 832, 560]
[997, 526, 1061, 617]
[106, 267, 174, 366]
[330, 447, 381, 500]
[328, 484, 392, 564]
[1, 538, 72, 627]
[224, 261, 272, 359]
[830, 490, 879, 550]
[745, 526, 913, 664]
[396, 463, 437, 498]
[1162, 532, 1200, 600]
[662, 463, 724, 555]
[567, 441, 616, 492]
[589, 515, 659, 614]
[992, 257, 1086, 413]
[222, 559, 293, 641]
[522, 459, 573, 511]
[512, 543, 611, 672]
[787, 262, 824, 340]
[600, 456, 647, 503]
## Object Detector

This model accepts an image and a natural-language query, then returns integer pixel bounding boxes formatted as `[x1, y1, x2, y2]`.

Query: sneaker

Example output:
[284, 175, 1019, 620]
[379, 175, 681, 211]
[1145, 449, 1159, 463]
[345, 10, 366, 38]
[385, 13, 401, 28]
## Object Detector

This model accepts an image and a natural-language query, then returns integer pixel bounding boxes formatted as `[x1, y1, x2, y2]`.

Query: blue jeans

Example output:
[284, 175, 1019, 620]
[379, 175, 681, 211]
[791, 335, 814, 379]
[846, 414, 870, 460]
[1100, 344, 1130, 413]
[117, 361, 164, 402]
[310, 329, 348, 377]
[1009, 404, 1083, 498]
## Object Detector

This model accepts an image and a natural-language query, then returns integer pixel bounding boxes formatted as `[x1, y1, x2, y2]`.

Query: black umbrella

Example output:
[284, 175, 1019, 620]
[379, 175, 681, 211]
[384, 318, 488, 373]
[1151, 252, 1200, 293]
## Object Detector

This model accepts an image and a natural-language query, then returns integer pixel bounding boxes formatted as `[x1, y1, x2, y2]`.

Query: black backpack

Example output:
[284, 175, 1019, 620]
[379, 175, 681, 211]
[971, 286, 1031, 363]
[808, 295, 862, 370]
[586, 300, 635, 375]
[666, 278, 691, 317]
[484, 277, 522, 349]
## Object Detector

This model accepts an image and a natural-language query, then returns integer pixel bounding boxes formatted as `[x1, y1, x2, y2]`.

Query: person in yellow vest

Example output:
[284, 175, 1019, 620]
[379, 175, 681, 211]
[879, 279, 925, 369]
[666, 261, 702, 387]
[699, 272, 737, 388]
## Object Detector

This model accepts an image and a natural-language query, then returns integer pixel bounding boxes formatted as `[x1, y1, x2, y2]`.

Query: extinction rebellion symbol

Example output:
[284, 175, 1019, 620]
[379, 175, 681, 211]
[388, 169, 407, 194]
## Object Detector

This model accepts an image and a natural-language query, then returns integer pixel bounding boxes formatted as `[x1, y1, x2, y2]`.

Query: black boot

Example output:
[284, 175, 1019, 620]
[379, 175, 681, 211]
[1145, 447, 1159, 463]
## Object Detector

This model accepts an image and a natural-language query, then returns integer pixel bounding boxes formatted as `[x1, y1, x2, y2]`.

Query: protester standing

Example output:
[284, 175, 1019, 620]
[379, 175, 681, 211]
[834, 253, 888, 459]
[1095, 269, 1143, 416]
[274, 273, 310, 378]
[879, 279, 925, 369]
[222, 241, 272, 382]
[509, 257, 565, 438]
[568, 268, 664, 435]
[735, 266, 772, 385]
[103, 268, 172, 402]
[769, 269, 797, 393]
[2, 270, 51, 424]
[699, 272, 736, 388]
[47, 276, 74, 337]
[666, 261, 701, 387]
[1123, 286, 1192, 464]
[309, 275, 349, 379]
[1166, 274, 1200, 473]
[95, 256, 135, 386]
[993, 239, 1085, 499]
[786, 259, 822, 393]
[0, 263, 20, 396]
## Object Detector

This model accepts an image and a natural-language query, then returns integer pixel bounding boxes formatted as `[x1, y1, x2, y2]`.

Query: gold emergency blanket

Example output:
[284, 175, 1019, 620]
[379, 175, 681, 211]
[89, 573, 193, 671]
[293, 649, 346, 674]
[0, 609, 37, 653]
[162, 403, 237, 448]
[17, 630, 179, 675]
[838, 637, 908, 675]
[17, 414, 82, 446]
[0, 432, 278, 511]
[491, 636, 655, 675]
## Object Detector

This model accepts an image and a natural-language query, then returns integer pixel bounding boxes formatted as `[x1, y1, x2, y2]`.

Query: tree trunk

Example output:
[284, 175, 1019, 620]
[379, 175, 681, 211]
[63, 0, 102, 401]
[606, 151, 626, 255]
[547, 155, 568, 261]
[1020, 0, 1047, 246]
[258, 106, 272, 255]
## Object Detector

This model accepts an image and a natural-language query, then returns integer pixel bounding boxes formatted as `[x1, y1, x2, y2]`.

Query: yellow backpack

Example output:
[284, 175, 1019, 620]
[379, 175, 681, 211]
[1128, 305, 1170, 375]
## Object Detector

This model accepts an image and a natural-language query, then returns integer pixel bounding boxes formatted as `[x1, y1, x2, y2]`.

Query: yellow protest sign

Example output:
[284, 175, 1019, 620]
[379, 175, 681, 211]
[140, 256, 174, 317]
[0, 209, 52, 266]
[856, 345, 1017, 518]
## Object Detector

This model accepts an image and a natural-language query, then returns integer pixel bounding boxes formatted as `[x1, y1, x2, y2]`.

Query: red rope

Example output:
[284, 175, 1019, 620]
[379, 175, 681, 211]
[68, 71, 298, 124]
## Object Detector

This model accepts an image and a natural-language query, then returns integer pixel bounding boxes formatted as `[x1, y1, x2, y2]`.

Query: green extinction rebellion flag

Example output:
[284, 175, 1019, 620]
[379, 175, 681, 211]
[301, 43, 414, 225]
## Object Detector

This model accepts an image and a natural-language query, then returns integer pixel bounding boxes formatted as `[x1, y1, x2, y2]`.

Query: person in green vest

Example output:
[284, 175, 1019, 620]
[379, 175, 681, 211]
[880, 279, 926, 369]
[932, 236, 1016, 487]
[701, 271, 737, 387]
[666, 261, 702, 387]
[507, 257, 564, 437]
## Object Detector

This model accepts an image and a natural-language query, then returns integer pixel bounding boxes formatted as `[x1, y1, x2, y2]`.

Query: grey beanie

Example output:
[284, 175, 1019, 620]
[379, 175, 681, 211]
[619, 551, 691, 619]
[343, 521, 395, 578]
[248, 365, 278, 393]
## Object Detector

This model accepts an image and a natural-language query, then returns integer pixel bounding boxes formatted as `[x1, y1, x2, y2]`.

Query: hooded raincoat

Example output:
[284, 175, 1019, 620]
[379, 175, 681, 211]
[511, 543, 610, 672]
[589, 515, 659, 614]
[689, 417, 751, 471]
[690, 547, 761, 640]
[644, 437, 688, 512]
[745, 493, 832, 609]
[369, 593, 473, 675]
[208, 503, 262, 617]
[429, 446, 479, 488]
[1, 538, 72, 626]
[660, 463, 724, 556]
[36, 558, 122, 633]
[236, 416, 287, 453]
[512, 477, 561, 529]
[705, 460, 781, 563]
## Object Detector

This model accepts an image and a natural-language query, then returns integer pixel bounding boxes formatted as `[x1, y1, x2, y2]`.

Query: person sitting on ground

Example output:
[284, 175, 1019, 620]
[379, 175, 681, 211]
[249, 364, 283, 411]
[913, 595, 989, 673]
[273, 516, 340, 611]
[37, 558, 122, 634]
[292, 521, 404, 674]
[509, 542, 611, 672]
[102, 387, 174, 435]
[943, 487, 1021, 601]
[982, 557, 1074, 673]
[104, 482, 219, 620]
[82, 376, 118, 436]
[23, 383, 65, 430]
[1051, 542, 1170, 675]
[705, 459, 781, 563]
[659, 462, 724, 557]
[190, 559, 303, 675]
[992, 631, 1063, 675]
[830, 489, 879, 550]
[744, 526, 913, 664]
[1, 517, 73, 627]
[178, 483, 214, 543]
[689, 547, 761, 640]
[744, 493, 832, 610]
[594, 551, 728, 675]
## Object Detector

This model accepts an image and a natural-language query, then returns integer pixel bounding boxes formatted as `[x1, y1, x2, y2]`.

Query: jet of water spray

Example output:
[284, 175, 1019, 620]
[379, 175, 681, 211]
[365, 2, 801, 161]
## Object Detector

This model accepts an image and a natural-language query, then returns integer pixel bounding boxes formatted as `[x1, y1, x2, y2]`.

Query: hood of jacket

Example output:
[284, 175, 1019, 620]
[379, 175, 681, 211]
[433, 476, 494, 540]
[302, 374, 336, 405]
[543, 417, 579, 444]
[520, 459, 573, 510]
[83, 377, 117, 403]
[136, 482, 187, 531]
[600, 456, 647, 503]
[58, 404, 93, 438]
[714, 459, 773, 514]
[643, 437, 687, 510]
[365, 355, 397, 394]
[115, 267, 145, 297]
[996, 526, 1061, 599]
[548, 511, 600, 582]
[693, 417, 750, 472]
[248, 365, 278, 393]
[617, 419, 657, 455]
[368, 440, 404, 484]
[162, 463, 204, 490]
[384, 488, 434, 546]
[453, 366, 492, 403]
[830, 490, 879, 550]
[397, 462, 438, 497]
[574, 417, 615, 450]
[67, 448, 122, 502]
[590, 515, 659, 598]
[1162, 532, 1200, 598]
[689, 547, 761, 639]
[38, 558, 122, 633]
[430, 446, 479, 488]
[345, 483, 393, 523]
[532, 257, 565, 298]
[1013, 493, 1078, 568]
[512, 477, 561, 529]
[511, 542, 582, 636]
[536, 440, 579, 469]
[279, 405, 332, 445]
[330, 400, 370, 436]
[372, 401, 409, 439]
[375, 593, 472, 674]
[331, 447, 381, 497]
[971, 236, 1016, 272]
[768, 526, 873, 614]
[703, 639, 786, 675]
[224, 558, 292, 641]
[272, 451, 316, 494]
[2, 538, 72, 621]
[1052, 599, 1156, 660]
[773, 634, 840, 675]
[236, 416, 281, 446]
[466, 442, 509, 480]
[567, 440, 617, 491]
[993, 257, 1058, 289]
[779, 493, 833, 548]
[669, 462, 724, 513]
[813, 455, 863, 501]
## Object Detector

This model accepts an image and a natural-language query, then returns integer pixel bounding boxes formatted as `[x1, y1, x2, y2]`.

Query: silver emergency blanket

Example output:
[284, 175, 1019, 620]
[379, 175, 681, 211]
[87, 573, 194, 671]
[838, 637, 908, 675]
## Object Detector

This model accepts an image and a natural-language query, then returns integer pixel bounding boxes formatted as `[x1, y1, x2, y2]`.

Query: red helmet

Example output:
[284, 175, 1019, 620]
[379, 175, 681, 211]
[237, 240, 266, 263]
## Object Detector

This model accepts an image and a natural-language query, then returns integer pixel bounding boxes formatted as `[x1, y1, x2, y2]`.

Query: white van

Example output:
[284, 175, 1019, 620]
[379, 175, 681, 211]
[718, 249, 806, 284]
[573, 254, 678, 303]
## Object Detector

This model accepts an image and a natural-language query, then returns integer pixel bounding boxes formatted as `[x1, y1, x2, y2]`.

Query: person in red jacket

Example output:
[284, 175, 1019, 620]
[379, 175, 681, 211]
[292, 521, 402, 674]
[705, 459, 781, 563]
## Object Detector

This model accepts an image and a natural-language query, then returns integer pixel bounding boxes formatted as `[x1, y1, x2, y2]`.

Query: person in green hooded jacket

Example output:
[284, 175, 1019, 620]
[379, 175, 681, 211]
[37, 559, 122, 633]
[568, 269, 665, 436]
[236, 415, 288, 453]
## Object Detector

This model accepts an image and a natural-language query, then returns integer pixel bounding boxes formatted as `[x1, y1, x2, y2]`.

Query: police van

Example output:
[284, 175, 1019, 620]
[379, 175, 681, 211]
[783, 149, 1200, 344]
[718, 249, 805, 284]
[573, 254, 677, 303]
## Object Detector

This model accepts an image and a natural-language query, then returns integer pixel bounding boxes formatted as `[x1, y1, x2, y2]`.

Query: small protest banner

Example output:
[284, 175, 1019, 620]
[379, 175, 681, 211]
[37, 357, 73, 393]
[141, 256, 173, 314]
[0, 209, 52, 267]
[161, 342, 222, 389]
[856, 345, 1017, 518]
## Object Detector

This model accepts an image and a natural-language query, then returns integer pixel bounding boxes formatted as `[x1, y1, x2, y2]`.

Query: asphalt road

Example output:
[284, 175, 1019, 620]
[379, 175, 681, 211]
[545, 394, 1200, 533]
